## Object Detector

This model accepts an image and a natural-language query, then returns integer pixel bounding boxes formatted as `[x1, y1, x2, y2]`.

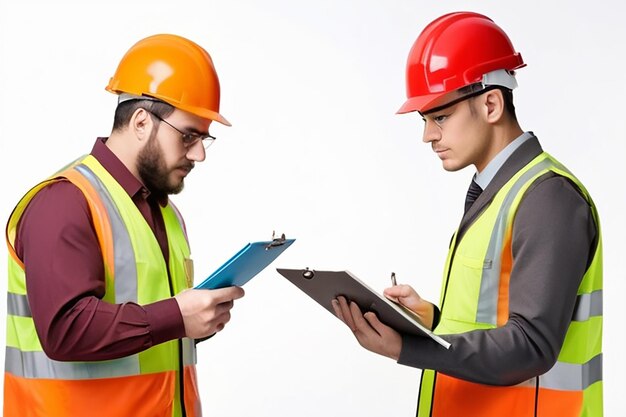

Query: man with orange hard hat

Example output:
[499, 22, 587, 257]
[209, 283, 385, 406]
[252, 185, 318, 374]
[333, 12, 603, 417]
[4, 34, 244, 417]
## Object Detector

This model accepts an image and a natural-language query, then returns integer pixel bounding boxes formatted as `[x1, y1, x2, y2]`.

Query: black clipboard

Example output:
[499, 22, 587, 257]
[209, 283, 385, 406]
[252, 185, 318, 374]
[276, 268, 450, 349]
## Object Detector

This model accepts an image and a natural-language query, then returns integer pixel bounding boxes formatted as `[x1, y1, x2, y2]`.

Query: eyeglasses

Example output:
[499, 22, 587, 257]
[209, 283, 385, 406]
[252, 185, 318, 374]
[419, 84, 499, 118]
[148, 111, 216, 149]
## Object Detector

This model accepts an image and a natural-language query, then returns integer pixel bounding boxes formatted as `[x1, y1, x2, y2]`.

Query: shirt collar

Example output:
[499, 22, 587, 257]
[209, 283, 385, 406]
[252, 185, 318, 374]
[474, 131, 534, 189]
[90, 137, 151, 202]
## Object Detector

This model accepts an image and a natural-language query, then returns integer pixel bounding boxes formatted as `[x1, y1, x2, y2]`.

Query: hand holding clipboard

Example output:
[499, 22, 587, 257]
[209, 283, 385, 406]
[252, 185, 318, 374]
[276, 268, 450, 348]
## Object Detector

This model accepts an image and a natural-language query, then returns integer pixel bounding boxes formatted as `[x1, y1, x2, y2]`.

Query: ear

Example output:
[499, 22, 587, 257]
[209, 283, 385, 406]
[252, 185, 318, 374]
[483, 89, 505, 124]
[130, 108, 154, 142]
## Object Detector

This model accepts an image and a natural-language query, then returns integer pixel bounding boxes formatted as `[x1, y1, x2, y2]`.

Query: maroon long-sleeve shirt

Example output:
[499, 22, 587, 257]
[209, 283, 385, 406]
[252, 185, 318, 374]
[14, 138, 186, 361]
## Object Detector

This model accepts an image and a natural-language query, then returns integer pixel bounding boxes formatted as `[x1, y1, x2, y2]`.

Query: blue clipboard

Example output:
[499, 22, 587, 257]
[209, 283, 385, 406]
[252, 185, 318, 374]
[195, 236, 295, 290]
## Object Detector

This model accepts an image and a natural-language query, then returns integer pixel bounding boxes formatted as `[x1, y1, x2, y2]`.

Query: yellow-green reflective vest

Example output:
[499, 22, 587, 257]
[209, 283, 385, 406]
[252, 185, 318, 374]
[4, 155, 201, 417]
[418, 152, 602, 417]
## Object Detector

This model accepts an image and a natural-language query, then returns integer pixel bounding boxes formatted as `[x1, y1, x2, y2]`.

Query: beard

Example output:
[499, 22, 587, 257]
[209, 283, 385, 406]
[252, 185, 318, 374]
[137, 131, 191, 200]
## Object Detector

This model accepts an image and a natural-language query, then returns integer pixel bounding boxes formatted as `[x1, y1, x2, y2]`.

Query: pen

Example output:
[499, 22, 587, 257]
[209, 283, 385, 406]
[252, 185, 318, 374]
[391, 272, 397, 286]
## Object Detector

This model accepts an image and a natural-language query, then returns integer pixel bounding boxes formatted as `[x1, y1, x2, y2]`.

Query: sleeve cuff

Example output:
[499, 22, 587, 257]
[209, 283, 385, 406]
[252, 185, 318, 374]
[432, 304, 441, 329]
[144, 298, 186, 346]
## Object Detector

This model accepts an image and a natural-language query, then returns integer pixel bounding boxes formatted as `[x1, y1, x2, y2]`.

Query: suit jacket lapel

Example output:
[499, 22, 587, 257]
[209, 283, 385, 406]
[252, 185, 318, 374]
[456, 135, 544, 241]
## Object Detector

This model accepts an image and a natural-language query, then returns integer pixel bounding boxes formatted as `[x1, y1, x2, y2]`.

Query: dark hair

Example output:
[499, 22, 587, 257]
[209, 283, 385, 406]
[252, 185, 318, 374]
[499, 87, 517, 120]
[111, 99, 175, 132]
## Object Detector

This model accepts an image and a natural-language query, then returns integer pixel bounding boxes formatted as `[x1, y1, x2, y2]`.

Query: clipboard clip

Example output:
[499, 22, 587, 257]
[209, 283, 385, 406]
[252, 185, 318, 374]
[266, 231, 287, 250]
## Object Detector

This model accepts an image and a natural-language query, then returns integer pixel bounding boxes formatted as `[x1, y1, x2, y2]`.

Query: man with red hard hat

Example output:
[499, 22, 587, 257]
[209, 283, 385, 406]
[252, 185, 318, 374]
[4, 34, 244, 417]
[333, 12, 602, 417]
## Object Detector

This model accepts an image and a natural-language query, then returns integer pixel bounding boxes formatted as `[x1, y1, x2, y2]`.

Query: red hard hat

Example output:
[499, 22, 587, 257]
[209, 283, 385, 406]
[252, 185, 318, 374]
[397, 12, 526, 114]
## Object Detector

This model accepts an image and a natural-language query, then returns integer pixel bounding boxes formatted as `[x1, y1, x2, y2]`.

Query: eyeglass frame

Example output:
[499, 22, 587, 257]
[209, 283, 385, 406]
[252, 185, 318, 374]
[419, 84, 500, 117]
[147, 110, 216, 149]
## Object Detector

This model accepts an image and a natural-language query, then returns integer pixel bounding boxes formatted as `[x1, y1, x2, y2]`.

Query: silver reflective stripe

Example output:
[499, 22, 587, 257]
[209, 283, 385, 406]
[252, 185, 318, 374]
[168, 202, 189, 246]
[476, 159, 554, 324]
[75, 164, 138, 303]
[7, 293, 31, 317]
[540, 354, 602, 391]
[573, 290, 603, 321]
[5, 346, 140, 379]
[182, 338, 197, 366]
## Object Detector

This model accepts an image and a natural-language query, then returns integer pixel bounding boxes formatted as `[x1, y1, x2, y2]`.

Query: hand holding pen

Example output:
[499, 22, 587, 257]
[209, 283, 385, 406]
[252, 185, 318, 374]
[385, 272, 437, 330]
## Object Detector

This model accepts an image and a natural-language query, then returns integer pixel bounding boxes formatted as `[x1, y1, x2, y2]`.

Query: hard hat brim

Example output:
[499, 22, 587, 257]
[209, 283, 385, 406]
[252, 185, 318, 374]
[107, 88, 232, 126]
[396, 93, 444, 115]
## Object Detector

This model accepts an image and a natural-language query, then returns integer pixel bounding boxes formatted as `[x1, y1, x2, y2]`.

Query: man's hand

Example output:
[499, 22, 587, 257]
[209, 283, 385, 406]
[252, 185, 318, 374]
[331, 296, 402, 360]
[174, 287, 245, 339]
[383, 284, 435, 330]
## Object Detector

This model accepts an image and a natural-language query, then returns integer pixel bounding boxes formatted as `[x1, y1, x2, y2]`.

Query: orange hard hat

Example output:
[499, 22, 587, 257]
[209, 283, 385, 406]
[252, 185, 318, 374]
[397, 12, 526, 114]
[106, 34, 230, 126]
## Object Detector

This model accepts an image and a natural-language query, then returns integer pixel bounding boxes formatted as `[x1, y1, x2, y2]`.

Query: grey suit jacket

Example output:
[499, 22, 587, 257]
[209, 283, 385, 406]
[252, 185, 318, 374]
[398, 135, 598, 386]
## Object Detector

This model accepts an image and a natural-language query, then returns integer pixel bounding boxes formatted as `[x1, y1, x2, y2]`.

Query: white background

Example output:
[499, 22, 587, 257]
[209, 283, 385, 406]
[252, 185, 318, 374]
[1, 1, 624, 416]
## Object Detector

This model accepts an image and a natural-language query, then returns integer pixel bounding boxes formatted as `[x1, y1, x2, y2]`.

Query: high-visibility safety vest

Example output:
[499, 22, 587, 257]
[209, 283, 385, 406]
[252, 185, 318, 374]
[417, 152, 603, 417]
[4, 155, 200, 417]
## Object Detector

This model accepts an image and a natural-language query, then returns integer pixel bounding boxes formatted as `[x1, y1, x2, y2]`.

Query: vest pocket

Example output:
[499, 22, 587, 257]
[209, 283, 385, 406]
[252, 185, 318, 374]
[441, 254, 493, 328]
[459, 254, 492, 270]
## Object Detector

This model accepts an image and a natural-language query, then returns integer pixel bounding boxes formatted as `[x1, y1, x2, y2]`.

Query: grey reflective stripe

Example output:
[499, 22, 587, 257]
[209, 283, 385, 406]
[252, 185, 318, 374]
[7, 293, 31, 317]
[75, 164, 138, 303]
[539, 354, 602, 391]
[75, 163, 197, 373]
[182, 338, 197, 366]
[573, 290, 603, 321]
[5, 346, 140, 379]
[476, 159, 554, 324]
[168, 202, 189, 246]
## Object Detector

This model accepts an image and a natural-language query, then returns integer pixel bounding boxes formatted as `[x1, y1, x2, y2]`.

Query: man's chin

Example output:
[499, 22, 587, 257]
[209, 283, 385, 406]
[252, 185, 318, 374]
[441, 163, 459, 172]
[441, 160, 466, 173]
[169, 179, 185, 195]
